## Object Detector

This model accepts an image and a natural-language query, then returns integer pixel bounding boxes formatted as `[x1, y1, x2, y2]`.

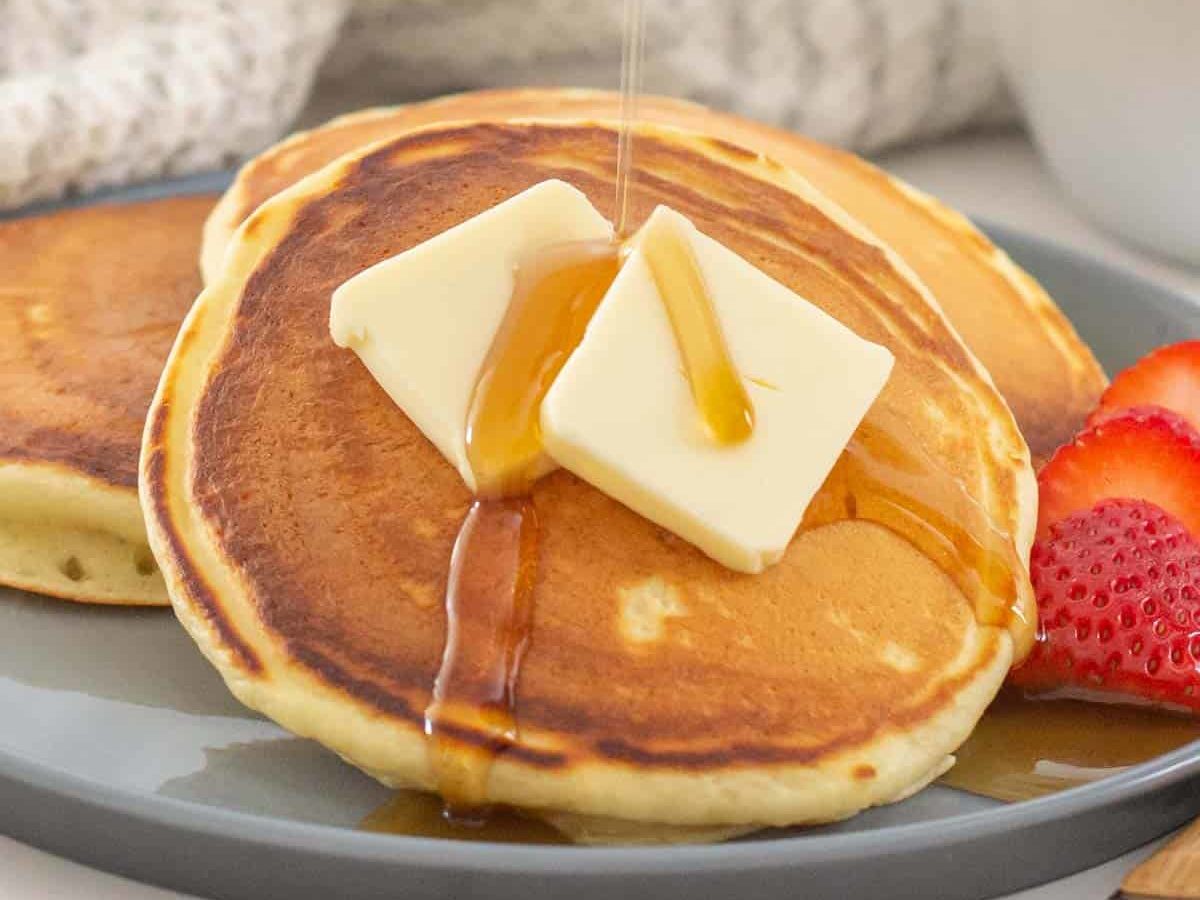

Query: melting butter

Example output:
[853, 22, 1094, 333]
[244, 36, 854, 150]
[329, 180, 612, 493]
[541, 205, 895, 574]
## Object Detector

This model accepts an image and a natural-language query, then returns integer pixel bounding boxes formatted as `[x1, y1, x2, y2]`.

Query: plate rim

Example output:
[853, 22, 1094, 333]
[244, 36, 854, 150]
[4, 724, 1200, 875]
[2, 177, 1199, 880]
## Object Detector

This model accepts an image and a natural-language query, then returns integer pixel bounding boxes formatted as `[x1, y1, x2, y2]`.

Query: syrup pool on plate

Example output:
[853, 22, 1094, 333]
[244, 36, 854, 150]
[940, 688, 1200, 802]
[362, 791, 567, 844]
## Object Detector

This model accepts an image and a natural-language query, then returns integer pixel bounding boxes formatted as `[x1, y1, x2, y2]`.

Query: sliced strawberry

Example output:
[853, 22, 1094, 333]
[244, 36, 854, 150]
[1011, 498, 1200, 711]
[1088, 340, 1200, 433]
[1037, 407, 1200, 540]
[1084, 403, 1192, 432]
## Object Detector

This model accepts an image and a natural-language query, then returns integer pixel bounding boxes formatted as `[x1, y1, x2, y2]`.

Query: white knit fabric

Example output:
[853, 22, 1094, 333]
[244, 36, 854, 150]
[0, 0, 1013, 211]
[315, 0, 1014, 149]
[0, 0, 345, 208]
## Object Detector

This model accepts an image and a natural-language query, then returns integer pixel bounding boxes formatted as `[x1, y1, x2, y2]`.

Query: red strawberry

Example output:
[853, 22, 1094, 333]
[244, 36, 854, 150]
[1083, 403, 1189, 431]
[1088, 340, 1200, 433]
[1011, 498, 1200, 711]
[1037, 407, 1200, 540]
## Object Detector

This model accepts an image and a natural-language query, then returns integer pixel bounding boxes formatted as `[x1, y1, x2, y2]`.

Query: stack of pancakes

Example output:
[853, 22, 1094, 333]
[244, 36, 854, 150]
[0, 196, 213, 605]
[1, 88, 1107, 838]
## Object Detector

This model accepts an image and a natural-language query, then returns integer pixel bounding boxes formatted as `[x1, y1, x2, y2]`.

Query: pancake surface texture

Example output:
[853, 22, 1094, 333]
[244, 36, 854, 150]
[0, 196, 214, 605]
[202, 88, 1106, 464]
[146, 120, 1035, 829]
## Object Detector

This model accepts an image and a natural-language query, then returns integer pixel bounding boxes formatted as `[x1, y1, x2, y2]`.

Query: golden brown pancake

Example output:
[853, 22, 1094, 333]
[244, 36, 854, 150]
[0, 196, 214, 604]
[201, 88, 1106, 464]
[145, 120, 1035, 829]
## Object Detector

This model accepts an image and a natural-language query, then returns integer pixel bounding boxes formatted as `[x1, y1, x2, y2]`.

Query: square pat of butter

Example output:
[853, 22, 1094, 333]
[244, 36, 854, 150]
[540, 206, 894, 574]
[330, 180, 612, 492]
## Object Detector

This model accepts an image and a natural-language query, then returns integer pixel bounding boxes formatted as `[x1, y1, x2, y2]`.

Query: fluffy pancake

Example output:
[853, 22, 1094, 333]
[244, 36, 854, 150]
[201, 87, 1106, 464]
[0, 196, 214, 604]
[144, 120, 1036, 829]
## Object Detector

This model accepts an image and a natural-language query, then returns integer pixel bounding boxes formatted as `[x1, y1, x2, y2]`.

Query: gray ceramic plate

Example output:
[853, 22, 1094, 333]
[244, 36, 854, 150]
[2, 174, 1200, 900]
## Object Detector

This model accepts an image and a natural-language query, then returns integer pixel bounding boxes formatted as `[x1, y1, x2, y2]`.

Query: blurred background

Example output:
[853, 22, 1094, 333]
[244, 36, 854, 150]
[1, 0, 1196, 264]
[0, 0, 1014, 206]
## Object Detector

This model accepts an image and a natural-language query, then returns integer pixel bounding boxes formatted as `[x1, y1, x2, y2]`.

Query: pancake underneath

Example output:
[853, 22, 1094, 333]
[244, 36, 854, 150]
[145, 120, 1036, 835]
[0, 196, 214, 605]
[201, 87, 1106, 465]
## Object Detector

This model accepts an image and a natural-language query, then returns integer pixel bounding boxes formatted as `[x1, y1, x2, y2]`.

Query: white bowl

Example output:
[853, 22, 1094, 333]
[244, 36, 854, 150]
[987, 0, 1200, 266]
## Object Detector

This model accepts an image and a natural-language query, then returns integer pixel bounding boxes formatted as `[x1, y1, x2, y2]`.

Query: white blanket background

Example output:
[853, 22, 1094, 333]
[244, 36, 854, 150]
[0, 0, 1014, 210]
